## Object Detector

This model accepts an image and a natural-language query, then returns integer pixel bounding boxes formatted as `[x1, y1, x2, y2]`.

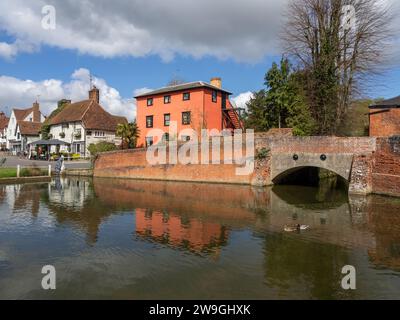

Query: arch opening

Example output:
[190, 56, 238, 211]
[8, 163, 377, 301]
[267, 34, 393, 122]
[272, 166, 349, 190]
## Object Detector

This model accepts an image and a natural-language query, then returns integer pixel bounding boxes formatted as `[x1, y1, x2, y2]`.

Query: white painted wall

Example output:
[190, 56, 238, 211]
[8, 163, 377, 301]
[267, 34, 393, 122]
[49, 121, 121, 157]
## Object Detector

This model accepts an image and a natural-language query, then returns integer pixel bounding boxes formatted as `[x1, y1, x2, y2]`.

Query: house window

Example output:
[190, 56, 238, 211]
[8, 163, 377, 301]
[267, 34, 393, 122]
[164, 95, 171, 104]
[162, 133, 170, 142]
[17, 133, 20, 140]
[146, 136, 154, 147]
[62, 123, 69, 129]
[87, 131, 92, 136]
[146, 115, 154, 128]
[147, 98, 153, 106]
[183, 92, 190, 101]
[164, 113, 170, 126]
[212, 90, 218, 103]
[182, 111, 191, 125]
[95, 131, 105, 137]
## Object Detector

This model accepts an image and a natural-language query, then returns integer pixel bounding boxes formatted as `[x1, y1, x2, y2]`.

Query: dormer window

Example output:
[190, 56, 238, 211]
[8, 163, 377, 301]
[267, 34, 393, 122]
[147, 98, 153, 106]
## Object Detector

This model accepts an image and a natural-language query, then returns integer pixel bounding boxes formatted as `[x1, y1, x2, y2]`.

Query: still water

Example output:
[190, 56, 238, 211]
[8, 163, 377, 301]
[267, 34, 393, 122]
[0, 177, 400, 299]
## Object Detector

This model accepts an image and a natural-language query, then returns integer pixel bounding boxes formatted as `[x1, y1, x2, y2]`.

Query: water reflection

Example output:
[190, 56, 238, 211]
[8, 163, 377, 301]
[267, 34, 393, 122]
[0, 177, 400, 299]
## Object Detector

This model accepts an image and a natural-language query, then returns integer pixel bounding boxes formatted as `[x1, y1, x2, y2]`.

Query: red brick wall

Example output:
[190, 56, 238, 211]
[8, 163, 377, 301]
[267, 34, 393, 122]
[256, 136, 376, 154]
[372, 137, 400, 197]
[94, 145, 255, 185]
[94, 136, 400, 197]
[370, 108, 400, 137]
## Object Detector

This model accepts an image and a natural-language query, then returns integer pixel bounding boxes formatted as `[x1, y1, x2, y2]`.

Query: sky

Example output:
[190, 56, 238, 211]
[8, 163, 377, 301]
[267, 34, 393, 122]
[0, 0, 399, 121]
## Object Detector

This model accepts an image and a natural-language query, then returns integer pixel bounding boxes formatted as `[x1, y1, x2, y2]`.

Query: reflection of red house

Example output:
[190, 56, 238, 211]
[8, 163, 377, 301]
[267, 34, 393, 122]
[135, 209, 228, 254]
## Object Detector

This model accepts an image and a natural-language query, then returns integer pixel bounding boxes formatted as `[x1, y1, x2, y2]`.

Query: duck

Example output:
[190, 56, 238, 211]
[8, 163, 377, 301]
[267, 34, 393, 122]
[284, 224, 310, 232]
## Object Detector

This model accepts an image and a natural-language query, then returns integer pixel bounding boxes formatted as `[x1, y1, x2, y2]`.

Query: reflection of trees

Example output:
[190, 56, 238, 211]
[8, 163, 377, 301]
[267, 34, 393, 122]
[12, 183, 46, 217]
[42, 178, 114, 245]
[263, 233, 353, 299]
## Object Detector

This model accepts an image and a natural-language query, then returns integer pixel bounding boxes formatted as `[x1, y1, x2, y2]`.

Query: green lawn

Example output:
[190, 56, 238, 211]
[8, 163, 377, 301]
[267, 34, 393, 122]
[0, 168, 17, 178]
[0, 167, 49, 179]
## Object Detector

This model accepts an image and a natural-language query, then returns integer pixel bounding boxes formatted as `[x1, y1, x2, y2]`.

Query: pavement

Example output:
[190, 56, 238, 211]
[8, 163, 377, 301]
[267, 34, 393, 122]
[0, 156, 92, 170]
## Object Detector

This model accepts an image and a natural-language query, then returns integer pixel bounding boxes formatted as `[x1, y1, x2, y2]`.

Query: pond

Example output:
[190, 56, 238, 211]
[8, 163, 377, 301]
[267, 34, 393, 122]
[0, 177, 399, 299]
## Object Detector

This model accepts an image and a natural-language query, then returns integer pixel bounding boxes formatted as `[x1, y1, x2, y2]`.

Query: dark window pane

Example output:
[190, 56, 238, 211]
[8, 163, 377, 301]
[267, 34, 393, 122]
[164, 113, 170, 126]
[146, 116, 153, 128]
[182, 111, 191, 125]
[212, 90, 217, 102]
[183, 92, 190, 101]
[146, 137, 153, 147]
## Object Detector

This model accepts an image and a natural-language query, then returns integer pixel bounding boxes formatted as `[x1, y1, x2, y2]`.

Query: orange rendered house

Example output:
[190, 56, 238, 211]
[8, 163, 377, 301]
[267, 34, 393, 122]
[135, 78, 242, 147]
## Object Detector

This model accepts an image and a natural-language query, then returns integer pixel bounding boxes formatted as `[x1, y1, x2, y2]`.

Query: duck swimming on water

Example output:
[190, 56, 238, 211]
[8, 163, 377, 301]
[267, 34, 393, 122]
[284, 224, 310, 232]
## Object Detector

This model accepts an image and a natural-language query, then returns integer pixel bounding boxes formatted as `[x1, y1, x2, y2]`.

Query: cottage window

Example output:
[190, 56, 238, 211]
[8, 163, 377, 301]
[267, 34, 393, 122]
[95, 131, 105, 137]
[183, 92, 190, 101]
[62, 123, 69, 129]
[164, 95, 171, 104]
[146, 116, 154, 128]
[182, 111, 191, 125]
[87, 131, 92, 136]
[147, 98, 153, 106]
[164, 113, 170, 126]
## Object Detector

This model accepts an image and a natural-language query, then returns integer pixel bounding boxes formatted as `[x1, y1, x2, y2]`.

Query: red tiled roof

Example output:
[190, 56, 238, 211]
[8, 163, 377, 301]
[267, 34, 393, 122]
[18, 121, 42, 136]
[14, 108, 33, 121]
[0, 113, 9, 131]
[48, 100, 128, 131]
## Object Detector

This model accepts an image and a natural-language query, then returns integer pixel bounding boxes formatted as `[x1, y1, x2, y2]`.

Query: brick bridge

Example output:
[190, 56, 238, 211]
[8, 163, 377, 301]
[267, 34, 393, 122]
[94, 135, 400, 197]
[254, 136, 377, 194]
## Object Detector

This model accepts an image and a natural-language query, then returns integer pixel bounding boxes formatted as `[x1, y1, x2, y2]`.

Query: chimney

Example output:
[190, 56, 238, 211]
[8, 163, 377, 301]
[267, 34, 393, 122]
[32, 101, 40, 122]
[89, 85, 100, 104]
[210, 77, 222, 89]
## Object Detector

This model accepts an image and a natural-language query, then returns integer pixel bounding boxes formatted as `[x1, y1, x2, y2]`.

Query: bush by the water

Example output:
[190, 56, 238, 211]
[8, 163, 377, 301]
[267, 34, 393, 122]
[88, 141, 117, 157]
[20, 167, 48, 177]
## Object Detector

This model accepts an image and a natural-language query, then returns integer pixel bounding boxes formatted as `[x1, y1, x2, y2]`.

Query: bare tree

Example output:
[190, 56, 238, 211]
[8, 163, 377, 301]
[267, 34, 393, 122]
[282, 0, 393, 134]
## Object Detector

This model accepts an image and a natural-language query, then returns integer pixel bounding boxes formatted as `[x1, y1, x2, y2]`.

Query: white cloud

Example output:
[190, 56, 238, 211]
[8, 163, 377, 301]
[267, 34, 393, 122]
[0, 68, 136, 121]
[232, 91, 253, 111]
[0, 0, 287, 62]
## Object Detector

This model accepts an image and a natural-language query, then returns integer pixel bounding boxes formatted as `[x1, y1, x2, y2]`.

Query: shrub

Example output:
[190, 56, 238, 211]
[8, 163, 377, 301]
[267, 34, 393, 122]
[255, 148, 270, 161]
[20, 167, 48, 177]
[88, 141, 117, 157]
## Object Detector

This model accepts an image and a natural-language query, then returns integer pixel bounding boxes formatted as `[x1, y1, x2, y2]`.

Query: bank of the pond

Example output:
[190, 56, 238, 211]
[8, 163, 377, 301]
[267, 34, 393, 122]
[0, 176, 51, 184]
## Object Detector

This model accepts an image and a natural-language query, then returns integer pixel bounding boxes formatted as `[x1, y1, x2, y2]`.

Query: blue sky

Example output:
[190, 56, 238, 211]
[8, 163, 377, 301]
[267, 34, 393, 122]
[0, 0, 399, 121]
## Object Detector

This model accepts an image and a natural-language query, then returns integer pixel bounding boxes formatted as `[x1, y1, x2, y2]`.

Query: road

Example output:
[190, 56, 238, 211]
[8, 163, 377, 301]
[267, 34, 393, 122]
[0, 156, 92, 170]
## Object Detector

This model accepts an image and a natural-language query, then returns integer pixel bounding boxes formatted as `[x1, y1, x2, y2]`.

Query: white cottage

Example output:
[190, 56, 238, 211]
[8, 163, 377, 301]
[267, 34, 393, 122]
[47, 87, 127, 157]
[6, 102, 46, 154]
